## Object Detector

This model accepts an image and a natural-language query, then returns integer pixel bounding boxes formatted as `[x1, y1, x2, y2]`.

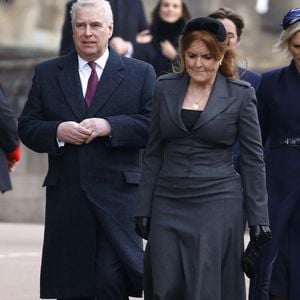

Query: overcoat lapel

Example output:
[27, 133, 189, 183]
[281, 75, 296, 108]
[87, 50, 125, 117]
[164, 73, 190, 132]
[57, 52, 86, 120]
[164, 72, 236, 132]
[193, 72, 236, 130]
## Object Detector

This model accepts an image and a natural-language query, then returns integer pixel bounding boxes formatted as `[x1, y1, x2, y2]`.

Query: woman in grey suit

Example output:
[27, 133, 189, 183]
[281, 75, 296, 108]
[135, 17, 271, 300]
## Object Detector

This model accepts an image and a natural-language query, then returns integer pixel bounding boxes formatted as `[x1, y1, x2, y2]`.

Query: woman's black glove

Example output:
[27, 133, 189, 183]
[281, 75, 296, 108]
[134, 216, 151, 240]
[241, 225, 272, 279]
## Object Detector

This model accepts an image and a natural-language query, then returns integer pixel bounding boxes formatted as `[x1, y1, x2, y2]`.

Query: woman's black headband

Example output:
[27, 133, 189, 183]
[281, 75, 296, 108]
[182, 17, 227, 42]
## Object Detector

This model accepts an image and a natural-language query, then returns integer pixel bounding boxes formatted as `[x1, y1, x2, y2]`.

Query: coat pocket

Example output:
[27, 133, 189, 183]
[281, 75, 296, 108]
[123, 171, 141, 185]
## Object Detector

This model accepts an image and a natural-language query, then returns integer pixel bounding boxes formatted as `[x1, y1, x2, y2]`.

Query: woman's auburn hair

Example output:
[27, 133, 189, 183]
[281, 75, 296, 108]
[176, 30, 237, 77]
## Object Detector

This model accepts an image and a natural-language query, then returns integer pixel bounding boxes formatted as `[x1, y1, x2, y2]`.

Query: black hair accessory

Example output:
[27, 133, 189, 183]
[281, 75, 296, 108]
[282, 7, 300, 30]
[182, 17, 227, 42]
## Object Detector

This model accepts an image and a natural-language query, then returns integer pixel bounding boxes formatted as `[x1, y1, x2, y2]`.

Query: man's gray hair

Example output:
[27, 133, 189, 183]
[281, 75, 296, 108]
[70, 0, 113, 25]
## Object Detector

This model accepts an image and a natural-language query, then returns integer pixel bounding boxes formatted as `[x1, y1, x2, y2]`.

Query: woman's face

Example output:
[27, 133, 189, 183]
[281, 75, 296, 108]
[289, 30, 300, 71]
[159, 0, 183, 23]
[184, 39, 221, 85]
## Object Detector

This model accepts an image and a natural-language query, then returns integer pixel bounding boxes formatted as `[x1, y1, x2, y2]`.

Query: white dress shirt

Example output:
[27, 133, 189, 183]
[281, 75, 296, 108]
[78, 47, 109, 97]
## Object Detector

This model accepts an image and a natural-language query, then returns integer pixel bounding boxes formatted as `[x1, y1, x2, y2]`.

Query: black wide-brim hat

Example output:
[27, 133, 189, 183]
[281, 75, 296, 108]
[182, 17, 227, 42]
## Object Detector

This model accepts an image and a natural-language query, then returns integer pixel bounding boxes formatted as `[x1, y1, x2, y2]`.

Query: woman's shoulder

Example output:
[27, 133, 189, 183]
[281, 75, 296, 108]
[261, 67, 284, 78]
[226, 77, 252, 89]
[260, 62, 295, 81]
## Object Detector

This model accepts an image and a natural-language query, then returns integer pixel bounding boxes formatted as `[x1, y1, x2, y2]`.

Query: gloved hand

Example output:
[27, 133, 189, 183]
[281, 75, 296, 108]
[134, 216, 151, 240]
[241, 225, 272, 279]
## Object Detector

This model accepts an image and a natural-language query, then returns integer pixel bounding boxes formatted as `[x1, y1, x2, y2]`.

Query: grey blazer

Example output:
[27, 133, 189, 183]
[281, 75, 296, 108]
[136, 72, 269, 226]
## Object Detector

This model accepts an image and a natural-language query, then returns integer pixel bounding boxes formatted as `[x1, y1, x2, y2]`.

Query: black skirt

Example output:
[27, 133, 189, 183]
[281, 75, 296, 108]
[145, 175, 246, 300]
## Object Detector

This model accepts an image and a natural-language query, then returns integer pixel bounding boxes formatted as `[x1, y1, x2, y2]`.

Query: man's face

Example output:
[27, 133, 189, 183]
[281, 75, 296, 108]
[72, 5, 113, 61]
[218, 18, 239, 48]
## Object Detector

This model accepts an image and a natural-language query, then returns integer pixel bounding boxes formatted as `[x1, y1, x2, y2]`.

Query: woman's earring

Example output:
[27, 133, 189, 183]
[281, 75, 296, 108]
[219, 61, 222, 66]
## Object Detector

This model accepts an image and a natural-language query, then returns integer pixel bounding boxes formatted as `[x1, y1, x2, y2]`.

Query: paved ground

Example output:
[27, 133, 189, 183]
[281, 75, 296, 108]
[0, 222, 141, 300]
[0, 222, 42, 300]
[0, 222, 249, 300]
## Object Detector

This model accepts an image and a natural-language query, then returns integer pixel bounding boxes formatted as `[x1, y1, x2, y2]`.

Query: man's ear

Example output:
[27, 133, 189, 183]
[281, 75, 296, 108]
[108, 22, 114, 39]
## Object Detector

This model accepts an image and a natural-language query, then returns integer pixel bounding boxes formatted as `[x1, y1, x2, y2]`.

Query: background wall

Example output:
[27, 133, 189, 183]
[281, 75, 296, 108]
[0, 0, 298, 222]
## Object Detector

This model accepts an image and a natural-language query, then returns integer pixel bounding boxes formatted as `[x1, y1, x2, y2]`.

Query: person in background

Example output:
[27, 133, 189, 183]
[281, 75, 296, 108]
[18, 0, 156, 299]
[133, 0, 190, 76]
[59, 0, 148, 57]
[0, 83, 20, 193]
[134, 17, 271, 300]
[208, 7, 261, 172]
[249, 7, 300, 300]
[208, 7, 261, 89]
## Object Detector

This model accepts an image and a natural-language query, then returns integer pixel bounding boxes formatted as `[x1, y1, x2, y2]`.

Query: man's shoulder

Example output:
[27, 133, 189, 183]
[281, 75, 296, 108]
[37, 52, 75, 70]
[238, 67, 261, 88]
[121, 56, 155, 74]
[238, 67, 260, 79]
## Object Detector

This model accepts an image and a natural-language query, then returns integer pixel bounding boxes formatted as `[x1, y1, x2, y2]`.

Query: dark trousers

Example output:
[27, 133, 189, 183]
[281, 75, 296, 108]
[58, 210, 129, 300]
[94, 225, 129, 299]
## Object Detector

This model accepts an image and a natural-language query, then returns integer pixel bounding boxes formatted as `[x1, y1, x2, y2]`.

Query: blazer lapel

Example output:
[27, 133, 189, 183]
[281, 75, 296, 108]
[57, 52, 86, 120]
[164, 73, 190, 132]
[86, 50, 125, 117]
[193, 72, 236, 130]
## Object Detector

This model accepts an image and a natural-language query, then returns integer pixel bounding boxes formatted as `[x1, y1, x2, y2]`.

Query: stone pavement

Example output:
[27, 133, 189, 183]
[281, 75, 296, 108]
[0, 222, 249, 300]
[0, 222, 141, 300]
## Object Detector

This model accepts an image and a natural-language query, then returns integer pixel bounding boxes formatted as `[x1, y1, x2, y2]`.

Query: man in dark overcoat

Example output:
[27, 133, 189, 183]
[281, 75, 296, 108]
[18, 0, 156, 299]
[0, 84, 20, 193]
[59, 0, 148, 56]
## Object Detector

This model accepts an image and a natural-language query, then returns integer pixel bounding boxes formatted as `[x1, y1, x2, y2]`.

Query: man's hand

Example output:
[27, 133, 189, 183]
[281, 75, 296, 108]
[80, 118, 112, 144]
[7, 160, 18, 172]
[6, 145, 20, 172]
[57, 121, 92, 145]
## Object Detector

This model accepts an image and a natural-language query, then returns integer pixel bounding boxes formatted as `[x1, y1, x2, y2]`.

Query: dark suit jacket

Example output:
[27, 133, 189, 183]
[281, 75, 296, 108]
[136, 72, 269, 226]
[0, 85, 19, 193]
[18, 49, 156, 298]
[59, 0, 148, 56]
[238, 67, 261, 90]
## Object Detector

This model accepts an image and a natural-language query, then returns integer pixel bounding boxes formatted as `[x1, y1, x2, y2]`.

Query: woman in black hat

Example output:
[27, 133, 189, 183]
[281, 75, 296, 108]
[135, 16, 271, 300]
[249, 7, 300, 300]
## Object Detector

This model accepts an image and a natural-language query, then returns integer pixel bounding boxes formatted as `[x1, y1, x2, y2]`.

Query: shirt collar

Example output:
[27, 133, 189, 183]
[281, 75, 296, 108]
[78, 47, 110, 71]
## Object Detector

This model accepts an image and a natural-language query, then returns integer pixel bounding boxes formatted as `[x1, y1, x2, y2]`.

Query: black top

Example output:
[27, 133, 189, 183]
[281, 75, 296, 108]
[181, 109, 202, 131]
